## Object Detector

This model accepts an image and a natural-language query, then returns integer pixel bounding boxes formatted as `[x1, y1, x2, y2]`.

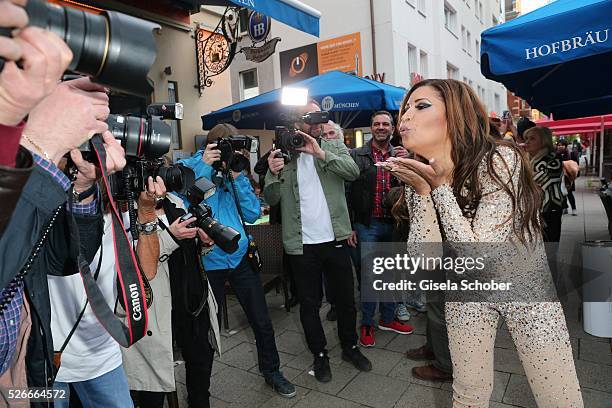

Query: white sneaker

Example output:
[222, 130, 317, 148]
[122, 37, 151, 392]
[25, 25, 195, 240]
[572, 209, 578, 216]
[395, 303, 411, 321]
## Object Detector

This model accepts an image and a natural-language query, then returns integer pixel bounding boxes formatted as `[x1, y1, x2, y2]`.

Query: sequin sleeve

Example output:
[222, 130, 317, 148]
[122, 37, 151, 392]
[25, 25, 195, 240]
[430, 146, 520, 243]
[405, 185, 441, 243]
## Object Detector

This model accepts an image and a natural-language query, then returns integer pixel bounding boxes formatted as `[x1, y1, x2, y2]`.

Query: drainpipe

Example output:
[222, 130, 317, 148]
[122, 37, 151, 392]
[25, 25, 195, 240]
[369, 0, 377, 75]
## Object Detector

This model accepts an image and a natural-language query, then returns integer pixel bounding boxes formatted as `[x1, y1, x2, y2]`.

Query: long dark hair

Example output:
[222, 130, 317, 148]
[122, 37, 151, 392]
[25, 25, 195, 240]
[392, 79, 542, 243]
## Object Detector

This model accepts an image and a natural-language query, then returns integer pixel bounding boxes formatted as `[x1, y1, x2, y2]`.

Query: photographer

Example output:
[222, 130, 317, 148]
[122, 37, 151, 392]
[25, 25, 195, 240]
[0, 0, 73, 235]
[0, 75, 120, 405]
[123, 174, 221, 408]
[264, 101, 372, 383]
[50, 173, 160, 408]
[179, 124, 296, 399]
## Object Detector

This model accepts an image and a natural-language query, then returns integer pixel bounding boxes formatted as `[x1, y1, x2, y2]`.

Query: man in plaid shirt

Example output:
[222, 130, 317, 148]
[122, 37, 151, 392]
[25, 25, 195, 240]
[348, 111, 414, 348]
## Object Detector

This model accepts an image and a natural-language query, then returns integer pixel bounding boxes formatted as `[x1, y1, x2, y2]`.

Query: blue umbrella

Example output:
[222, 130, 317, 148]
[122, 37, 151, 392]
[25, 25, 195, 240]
[480, 0, 612, 119]
[202, 70, 407, 130]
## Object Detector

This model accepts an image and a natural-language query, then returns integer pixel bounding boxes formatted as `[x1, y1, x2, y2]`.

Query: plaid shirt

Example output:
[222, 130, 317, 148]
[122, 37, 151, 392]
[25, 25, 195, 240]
[0, 153, 97, 375]
[371, 146, 392, 219]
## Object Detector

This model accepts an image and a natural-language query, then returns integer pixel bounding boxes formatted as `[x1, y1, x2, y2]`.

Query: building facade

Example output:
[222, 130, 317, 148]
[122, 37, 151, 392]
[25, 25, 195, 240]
[226, 0, 509, 139]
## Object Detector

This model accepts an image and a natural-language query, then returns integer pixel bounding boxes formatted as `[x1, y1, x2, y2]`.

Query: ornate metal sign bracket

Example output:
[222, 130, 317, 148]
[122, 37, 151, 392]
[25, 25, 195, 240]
[195, 7, 240, 94]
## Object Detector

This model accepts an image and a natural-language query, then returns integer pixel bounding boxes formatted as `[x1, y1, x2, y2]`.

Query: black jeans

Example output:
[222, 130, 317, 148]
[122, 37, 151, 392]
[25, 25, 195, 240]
[543, 209, 562, 242]
[289, 240, 358, 354]
[207, 257, 281, 376]
[175, 305, 215, 408]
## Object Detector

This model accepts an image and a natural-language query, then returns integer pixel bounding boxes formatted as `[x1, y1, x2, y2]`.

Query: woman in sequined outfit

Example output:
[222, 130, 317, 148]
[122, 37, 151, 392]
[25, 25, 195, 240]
[381, 79, 583, 407]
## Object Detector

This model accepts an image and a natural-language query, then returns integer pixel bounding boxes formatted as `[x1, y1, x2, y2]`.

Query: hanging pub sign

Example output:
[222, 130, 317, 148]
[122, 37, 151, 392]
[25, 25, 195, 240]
[240, 10, 281, 63]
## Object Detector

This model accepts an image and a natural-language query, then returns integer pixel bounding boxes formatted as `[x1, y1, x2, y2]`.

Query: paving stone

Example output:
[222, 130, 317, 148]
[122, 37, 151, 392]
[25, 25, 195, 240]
[494, 329, 516, 350]
[293, 390, 362, 408]
[501, 374, 537, 408]
[488, 403, 522, 408]
[258, 386, 310, 408]
[219, 342, 259, 371]
[212, 361, 230, 377]
[581, 386, 612, 408]
[285, 350, 316, 371]
[384, 333, 427, 354]
[210, 397, 229, 408]
[210, 366, 268, 403]
[275, 330, 309, 356]
[275, 314, 304, 333]
[219, 330, 254, 354]
[226, 388, 271, 407]
[292, 362, 359, 396]
[575, 359, 612, 393]
[494, 347, 525, 375]
[407, 312, 427, 335]
[579, 339, 612, 365]
[338, 371, 409, 408]
[394, 383, 453, 408]
[357, 347, 405, 376]
[441, 370, 510, 403]
[371, 328, 398, 348]
[388, 357, 444, 389]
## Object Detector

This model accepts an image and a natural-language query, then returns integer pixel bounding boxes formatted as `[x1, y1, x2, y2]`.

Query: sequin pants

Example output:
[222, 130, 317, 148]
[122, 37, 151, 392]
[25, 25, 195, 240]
[446, 302, 583, 408]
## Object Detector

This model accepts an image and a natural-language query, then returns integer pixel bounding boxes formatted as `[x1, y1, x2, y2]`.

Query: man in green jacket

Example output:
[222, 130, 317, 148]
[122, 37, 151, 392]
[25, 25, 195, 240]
[264, 101, 372, 383]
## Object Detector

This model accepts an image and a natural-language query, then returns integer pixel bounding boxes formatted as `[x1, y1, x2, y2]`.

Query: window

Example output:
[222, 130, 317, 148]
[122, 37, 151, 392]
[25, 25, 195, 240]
[407, 43, 417, 76]
[492, 14, 499, 26]
[479, 2, 483, 22]
[461, 26, 466, 51]
[474, 0, 478, 16]
[476, 39, 480, 62]
[419, 50, 428, 78]
[239, 68, 259, 100]
[466, 30, 472, 55]
[468, 79, 474, 89]
[167, 81, 181, 149]
[444, 2, 457, 33]
[417, 0, 426, 15]
[446, 62, 459, 79]
[463, 76, 468, 84]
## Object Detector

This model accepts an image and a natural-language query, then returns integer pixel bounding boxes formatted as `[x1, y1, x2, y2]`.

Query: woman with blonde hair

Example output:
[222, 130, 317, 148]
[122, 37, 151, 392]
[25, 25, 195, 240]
[381, 79, 582, 407]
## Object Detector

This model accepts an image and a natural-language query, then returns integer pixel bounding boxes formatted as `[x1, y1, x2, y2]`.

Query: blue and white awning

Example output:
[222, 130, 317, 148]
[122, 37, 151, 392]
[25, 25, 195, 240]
[200, 0, 321, 36]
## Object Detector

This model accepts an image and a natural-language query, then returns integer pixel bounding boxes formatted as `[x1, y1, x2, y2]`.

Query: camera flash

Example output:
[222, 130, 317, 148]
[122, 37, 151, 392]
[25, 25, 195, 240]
[281, 87, 308, 106]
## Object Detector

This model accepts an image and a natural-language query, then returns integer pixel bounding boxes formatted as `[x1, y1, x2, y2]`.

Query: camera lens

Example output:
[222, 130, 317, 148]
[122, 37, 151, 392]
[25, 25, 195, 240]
[290, 133, 305, 148]
[25, 0, 159, 96]
[200, 217, 241, 254]
[107, 115, 172, 159]
[157, 165, 195, 195]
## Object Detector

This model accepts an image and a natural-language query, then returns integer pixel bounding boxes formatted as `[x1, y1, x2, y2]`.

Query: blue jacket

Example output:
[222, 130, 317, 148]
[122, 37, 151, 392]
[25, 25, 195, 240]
[179, 151, 261, 271]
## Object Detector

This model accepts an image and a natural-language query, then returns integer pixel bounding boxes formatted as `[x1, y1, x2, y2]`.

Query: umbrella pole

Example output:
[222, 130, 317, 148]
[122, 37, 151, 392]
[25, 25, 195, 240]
[599, 116, 605, 178]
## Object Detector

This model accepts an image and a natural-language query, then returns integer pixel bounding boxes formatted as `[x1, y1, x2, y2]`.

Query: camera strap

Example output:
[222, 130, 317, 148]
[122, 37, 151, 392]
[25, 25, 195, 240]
[227, 173, 262, 273]
[69, 134, 149, 348]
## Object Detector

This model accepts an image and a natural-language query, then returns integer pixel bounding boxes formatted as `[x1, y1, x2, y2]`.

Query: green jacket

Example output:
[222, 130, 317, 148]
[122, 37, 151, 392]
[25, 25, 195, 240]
[264, 138, 359, 255]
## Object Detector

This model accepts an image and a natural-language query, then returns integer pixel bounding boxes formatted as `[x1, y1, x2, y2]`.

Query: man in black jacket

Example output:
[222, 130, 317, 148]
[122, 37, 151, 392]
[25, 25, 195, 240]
[347, 111, 413, 348]
[0, 78, 123, 406]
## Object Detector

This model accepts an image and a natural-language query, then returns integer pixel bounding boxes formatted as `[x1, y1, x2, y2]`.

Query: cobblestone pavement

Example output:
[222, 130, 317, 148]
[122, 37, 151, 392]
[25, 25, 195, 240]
[172, 177, 612, 408]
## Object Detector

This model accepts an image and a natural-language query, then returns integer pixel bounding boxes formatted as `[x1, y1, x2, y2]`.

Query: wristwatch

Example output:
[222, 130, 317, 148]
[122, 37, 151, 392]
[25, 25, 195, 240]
[136, 220, 158, 235]
[71, 184, 97, 203]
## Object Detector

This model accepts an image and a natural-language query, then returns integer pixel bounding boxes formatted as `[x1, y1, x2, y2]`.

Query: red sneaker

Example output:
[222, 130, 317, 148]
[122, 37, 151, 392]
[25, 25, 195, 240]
[378, 319, 414, 335]
[359, 325, 375, 347]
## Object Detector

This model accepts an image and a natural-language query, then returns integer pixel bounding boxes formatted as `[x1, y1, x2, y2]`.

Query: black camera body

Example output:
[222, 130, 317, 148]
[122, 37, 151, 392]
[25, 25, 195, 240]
[109, 159, 194, 202]
[98, 103, 190, 202]
[182, 178, 241, 254]
[213, 135, 254, 173]
[274, 111, 329, 162]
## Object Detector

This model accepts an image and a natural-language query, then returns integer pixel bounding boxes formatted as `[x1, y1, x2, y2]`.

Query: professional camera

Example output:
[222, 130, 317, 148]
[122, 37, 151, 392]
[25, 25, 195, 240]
[98, 103, 185, 200]
[181, 178, 241, 254]
[274, 111, 329, 162]
[213, 135, 254, 173]
[0, 0, 159, 96]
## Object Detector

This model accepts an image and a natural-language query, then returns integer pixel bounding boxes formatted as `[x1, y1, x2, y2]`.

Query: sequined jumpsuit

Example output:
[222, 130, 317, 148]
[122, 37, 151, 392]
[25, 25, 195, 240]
[405, 146, 583, 407]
